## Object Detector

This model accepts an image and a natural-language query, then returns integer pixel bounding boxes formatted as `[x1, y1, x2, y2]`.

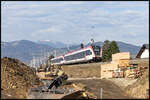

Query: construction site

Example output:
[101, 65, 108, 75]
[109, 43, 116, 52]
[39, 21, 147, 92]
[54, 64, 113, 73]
[1, 52, 149, 99]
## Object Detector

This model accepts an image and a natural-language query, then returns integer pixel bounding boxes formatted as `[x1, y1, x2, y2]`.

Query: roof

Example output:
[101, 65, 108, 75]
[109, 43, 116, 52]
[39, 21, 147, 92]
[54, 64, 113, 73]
[143, 44, 149, 49]
[136, 44, 149, 58]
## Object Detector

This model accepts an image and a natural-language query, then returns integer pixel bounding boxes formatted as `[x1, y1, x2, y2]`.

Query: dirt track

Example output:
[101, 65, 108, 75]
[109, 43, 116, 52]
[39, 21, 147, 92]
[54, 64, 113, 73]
[68, 79, 134, 99]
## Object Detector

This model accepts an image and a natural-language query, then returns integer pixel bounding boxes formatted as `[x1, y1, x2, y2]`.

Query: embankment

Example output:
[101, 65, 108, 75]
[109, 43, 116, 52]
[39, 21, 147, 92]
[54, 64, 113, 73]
[62, 62, 107, 78]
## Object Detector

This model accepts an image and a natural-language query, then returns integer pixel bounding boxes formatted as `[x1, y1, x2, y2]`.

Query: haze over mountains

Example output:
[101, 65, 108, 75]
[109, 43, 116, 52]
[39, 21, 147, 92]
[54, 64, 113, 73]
[1, 40, 141, 64]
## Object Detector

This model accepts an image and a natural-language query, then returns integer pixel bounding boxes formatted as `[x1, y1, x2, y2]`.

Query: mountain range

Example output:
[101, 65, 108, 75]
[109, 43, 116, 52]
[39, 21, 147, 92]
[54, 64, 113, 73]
[37, 40, 69, 48]
[1, 40, 141, 64]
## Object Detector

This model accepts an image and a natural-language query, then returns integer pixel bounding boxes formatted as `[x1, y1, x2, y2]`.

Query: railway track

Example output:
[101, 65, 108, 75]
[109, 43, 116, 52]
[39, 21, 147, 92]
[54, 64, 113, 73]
[61, 58, 149, 67]
[61, 61, 111, 67]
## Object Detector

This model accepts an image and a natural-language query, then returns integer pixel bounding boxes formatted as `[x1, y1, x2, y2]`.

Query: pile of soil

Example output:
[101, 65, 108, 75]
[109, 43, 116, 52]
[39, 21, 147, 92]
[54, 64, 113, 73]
[1, 57, 43, 99]
[125, 67, 149, 99]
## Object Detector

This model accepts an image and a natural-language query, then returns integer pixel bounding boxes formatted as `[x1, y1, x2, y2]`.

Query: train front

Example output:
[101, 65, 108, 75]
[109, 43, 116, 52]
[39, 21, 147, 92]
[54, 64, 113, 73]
[91, 44, 102, 61]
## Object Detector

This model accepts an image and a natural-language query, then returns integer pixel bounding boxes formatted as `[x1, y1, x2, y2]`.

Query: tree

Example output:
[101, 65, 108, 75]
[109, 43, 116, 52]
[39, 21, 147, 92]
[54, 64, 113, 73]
[110, 41, 120, 56]
[102, 40, 120, 62]
[80, 43, 84, 48]
[46, 54, 54, 68]
[48, 55, 54, 60]
[102, 40, 111, 62]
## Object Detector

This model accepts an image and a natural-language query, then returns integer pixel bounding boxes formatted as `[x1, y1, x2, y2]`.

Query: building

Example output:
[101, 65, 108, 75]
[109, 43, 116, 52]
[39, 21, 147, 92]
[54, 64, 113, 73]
[136, 44, 149, 58]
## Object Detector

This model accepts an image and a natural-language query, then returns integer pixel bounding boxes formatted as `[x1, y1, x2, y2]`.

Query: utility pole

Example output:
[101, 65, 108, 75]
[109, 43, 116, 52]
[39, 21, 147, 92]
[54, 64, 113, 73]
[37, 58, 39, 67]
[100, 88, 103, 99]
[33, 56, 36, 68]
[32, 59, 33, 67]
[55, 50, 57, 57]
[40, 58, 42, 65]
[35, 58, 37, 68]
[33, 56, 34, 68]
[48, 52, 50, 58]
[30, 60, 32, 67]
[44, 60, 46, 65]
[90, 32, 94, 44]
[67, 44, 70, 51]
[91, 25, 95, 45]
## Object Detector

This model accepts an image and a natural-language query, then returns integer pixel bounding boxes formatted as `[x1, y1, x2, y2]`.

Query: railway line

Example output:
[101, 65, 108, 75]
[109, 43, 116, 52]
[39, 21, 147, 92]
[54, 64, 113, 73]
[60, 61, 110, 67]
[61, 58, 149, 67]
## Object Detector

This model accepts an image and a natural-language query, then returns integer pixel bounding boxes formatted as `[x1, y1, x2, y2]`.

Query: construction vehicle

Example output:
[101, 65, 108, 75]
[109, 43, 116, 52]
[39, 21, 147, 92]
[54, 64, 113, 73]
[45, 67, 64, 78]
[36, 65, 65, 80]
[27, 74, 68, 99]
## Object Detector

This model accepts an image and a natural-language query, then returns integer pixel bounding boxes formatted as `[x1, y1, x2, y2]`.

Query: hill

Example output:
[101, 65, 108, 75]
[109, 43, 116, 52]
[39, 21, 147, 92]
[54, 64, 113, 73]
[1, 40, 54, 63]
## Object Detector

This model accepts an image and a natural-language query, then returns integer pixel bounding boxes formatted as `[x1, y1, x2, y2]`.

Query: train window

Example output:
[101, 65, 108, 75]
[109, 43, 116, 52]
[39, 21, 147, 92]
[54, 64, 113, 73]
[65, 56, 67, 61]
[64, 51, 86, 61]
[72, 55, 74, 60]
[65, 55, 72, 61]
[67, 56, 69, 61]
[92, 46, 100, 55]
[77, 53, 79, 59]
[86, 50, 92, 55]
[78, 53, 80, 59]
[70, 55, 73, 60]
[51, 57, 63, 63]
[82, 52, 84, 57]
[79, 52, 84, 58]
[76, 53, 78, 59]
[67, 56, 70, 61]
[79, 52, 82, 58]
[75, 53, 78, 59]
[73, 54, 76, 60]
[70, 56, 72, 60]
[74, 54, 76, 59]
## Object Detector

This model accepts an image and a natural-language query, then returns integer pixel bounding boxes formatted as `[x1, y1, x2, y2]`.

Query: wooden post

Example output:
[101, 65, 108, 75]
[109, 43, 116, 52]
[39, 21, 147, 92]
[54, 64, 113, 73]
[100, 88, 103, 99]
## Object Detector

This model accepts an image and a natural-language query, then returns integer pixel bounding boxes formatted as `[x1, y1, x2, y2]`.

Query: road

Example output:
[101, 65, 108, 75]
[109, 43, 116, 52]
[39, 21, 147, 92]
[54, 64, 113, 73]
[68, 79, 135, 99]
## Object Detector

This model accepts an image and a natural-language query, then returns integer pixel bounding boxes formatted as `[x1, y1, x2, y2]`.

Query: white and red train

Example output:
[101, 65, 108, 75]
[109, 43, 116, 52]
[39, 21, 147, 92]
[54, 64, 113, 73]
[51, 44, 102, 65]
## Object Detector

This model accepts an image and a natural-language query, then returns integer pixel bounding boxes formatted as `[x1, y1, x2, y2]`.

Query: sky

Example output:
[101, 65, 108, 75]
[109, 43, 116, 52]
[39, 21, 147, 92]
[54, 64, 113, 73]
[1, 1, 149, 46]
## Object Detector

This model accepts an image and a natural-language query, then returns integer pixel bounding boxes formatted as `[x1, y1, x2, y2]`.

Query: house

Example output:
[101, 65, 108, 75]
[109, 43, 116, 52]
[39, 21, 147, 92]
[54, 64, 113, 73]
[136, 44, 149, 58]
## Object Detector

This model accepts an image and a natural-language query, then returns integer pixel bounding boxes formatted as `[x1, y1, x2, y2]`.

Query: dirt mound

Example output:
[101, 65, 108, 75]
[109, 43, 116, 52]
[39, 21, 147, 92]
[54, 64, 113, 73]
[125, 67, 149, 99]
[1, 57, 42, 99]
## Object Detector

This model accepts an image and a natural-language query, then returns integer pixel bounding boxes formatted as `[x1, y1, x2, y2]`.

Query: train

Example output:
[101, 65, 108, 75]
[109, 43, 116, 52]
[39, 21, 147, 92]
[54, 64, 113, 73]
[51, 44, 102, 66]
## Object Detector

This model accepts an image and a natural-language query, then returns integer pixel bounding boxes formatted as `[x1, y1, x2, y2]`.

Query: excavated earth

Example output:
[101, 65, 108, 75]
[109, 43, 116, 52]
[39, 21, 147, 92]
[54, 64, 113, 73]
[125, 66, 149, 98]
[125, 58, 149, 99]
[1, 57, 43, 99]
